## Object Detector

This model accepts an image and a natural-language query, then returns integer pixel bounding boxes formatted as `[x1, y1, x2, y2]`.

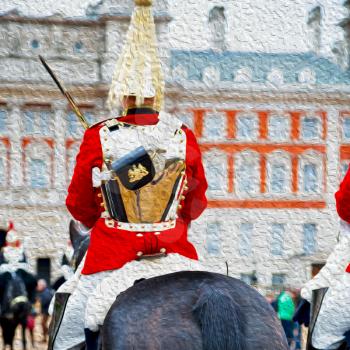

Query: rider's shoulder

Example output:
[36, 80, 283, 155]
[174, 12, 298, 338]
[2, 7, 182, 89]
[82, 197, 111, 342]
[84, 117, 118, 135]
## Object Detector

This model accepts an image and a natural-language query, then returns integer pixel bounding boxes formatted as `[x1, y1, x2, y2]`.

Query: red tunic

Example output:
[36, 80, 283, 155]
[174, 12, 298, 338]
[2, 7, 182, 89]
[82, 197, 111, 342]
[66, 109, 208, 275]
[335, 168, 350, 272]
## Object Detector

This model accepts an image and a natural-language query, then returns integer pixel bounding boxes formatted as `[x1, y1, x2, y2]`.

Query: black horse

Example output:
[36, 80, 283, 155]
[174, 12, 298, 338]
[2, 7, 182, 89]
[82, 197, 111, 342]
[64, 221, 289, 350]
[0, 269, 37, 350]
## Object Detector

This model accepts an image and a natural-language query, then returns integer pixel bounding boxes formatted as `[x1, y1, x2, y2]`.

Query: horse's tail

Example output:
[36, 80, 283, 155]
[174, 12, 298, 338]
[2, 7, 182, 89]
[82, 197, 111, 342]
[192, 286, 243, 350]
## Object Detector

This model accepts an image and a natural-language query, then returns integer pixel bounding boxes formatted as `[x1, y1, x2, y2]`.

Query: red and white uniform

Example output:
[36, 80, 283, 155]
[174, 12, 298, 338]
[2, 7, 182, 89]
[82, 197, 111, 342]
[301, 168, 350, 349]
[66, 109, 208, 275]
[53, 109, 210, 350]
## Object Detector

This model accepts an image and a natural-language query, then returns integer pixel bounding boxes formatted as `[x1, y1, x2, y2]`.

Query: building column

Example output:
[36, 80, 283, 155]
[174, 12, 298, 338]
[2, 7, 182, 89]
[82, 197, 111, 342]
[53, 100, 67, 191]
[7, 101, 23, 188]
[326, 107, 340, 213]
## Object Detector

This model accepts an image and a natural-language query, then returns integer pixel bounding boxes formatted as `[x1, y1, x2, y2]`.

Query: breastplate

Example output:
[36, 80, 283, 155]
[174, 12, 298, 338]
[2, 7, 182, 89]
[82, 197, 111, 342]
[99, 112, 187, 225]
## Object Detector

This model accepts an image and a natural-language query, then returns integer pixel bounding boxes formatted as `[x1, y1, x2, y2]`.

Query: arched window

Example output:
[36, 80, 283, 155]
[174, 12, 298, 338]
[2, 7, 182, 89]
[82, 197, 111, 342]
[203, 150, 227, 196]
[236, 112, 259, 141]
[267, 151, 291, 194]
[208, 6, 227, 50]
[268, 114, 290, 141]
[235, 151, 260, 196]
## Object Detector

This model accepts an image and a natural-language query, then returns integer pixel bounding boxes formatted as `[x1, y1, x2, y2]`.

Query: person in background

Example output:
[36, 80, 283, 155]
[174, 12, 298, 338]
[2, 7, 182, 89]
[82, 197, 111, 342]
[277, 290, 296, 346]
[37, 279, 54, 343]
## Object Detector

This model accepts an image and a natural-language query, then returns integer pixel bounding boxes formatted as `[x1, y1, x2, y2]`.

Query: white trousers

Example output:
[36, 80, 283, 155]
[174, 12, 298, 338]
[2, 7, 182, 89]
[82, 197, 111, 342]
[312, 272, 350, 349]
[301, 220, 350, 349]
[53, 254, 225, 350]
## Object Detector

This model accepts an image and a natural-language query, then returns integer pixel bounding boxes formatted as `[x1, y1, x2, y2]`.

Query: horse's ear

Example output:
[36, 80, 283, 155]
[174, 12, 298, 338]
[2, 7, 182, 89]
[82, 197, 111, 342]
[69, 220, 89, 250]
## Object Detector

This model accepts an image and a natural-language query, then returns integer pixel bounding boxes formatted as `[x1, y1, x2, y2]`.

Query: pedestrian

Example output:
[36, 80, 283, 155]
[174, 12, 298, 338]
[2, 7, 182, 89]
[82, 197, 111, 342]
[37, 279, 53, 343]
[277, 290, 296, 346]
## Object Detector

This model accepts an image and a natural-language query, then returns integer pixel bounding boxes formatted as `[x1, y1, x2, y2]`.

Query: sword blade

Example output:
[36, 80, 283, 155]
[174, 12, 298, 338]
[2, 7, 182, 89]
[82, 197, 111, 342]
[38, 55, 90, 130]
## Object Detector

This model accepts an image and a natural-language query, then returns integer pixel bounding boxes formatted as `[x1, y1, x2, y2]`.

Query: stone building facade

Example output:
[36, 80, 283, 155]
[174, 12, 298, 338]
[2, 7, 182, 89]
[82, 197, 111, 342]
[1, 0, 350, 290]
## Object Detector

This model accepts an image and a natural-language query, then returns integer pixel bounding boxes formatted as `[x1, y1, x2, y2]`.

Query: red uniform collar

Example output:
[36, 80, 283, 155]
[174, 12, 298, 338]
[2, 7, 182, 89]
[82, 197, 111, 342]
[117, 107, 159, 125]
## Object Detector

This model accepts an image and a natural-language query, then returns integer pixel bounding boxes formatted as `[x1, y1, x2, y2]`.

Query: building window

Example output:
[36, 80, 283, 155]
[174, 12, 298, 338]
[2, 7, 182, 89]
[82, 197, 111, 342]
[239, 222, 253, 256]
[39, 111, 51, 136]
[240, 272, 257, 286]
[303, 223, 317, 255]
[235, 156, 260, 195]
[341, 163, 349, 179]
[269, 164, 287, 193]
[272, 273, 286, 288]
[301, 117, 320, 140]
[268, 115, 290, 141]
[203, 112, 226, 140]
[0, 158, 5, 187]
[303, 163, 318, 193]
[0, 110, 7, 133]
[271, 224, 285, 256]
[24, 111, 35, 134]
[234, 67, 252, 83]
[208, 6, 227, 51]
[343, 118, 350, 141]
[31, 39, 40, 49]
[204, 151, 227, 193]
[23, 109, 53, 135]
[29, 159, 48, 189]
[36, 258, 51, 285]
[74, 41, 83, 53]
[236, 115, 258, 141]
[67, 112, 92, 138]
[202, 66, 221, 85]
[206, 222, 221, 256]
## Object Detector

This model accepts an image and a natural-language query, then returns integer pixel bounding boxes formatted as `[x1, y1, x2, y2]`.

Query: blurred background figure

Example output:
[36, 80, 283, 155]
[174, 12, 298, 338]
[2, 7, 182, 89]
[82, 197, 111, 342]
[37, 278, 54, 343]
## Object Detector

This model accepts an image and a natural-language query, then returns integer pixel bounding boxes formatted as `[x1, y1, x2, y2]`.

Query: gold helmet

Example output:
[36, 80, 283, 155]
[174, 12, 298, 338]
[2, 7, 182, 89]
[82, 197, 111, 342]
[107, 0, 164, 111]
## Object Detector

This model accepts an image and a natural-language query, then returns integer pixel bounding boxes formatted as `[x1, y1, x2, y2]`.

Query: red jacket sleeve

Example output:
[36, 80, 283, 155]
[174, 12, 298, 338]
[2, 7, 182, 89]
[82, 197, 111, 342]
[180, 127, 208, 223]
[335, 167, 350, 223]
[66, 126, 103, 228]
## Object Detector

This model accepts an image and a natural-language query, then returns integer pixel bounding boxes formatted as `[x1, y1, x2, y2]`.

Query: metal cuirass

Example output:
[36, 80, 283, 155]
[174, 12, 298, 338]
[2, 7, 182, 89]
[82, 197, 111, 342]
[98, 112, 187, 228]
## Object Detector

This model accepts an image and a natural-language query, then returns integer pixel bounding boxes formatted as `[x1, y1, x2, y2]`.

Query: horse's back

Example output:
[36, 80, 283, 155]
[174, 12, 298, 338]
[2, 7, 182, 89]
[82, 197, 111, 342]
[103, 271, 288, 350]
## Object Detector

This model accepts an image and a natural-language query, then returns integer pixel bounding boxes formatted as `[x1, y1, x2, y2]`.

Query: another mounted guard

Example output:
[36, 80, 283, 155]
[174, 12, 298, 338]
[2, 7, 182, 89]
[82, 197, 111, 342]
[49, 1, 211, 349]
[300, 167, 350, 350]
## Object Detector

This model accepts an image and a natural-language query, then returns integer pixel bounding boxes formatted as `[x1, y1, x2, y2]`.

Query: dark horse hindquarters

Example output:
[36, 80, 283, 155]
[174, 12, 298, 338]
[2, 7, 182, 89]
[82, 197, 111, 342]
[102, 271, 289, 350]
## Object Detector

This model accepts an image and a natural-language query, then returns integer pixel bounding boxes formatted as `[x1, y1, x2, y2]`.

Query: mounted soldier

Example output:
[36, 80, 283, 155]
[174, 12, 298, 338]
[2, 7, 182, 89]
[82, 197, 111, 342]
[49, 1, 211, 349]
[0, 223, 37, 350]
[300, 167, 350, 349]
